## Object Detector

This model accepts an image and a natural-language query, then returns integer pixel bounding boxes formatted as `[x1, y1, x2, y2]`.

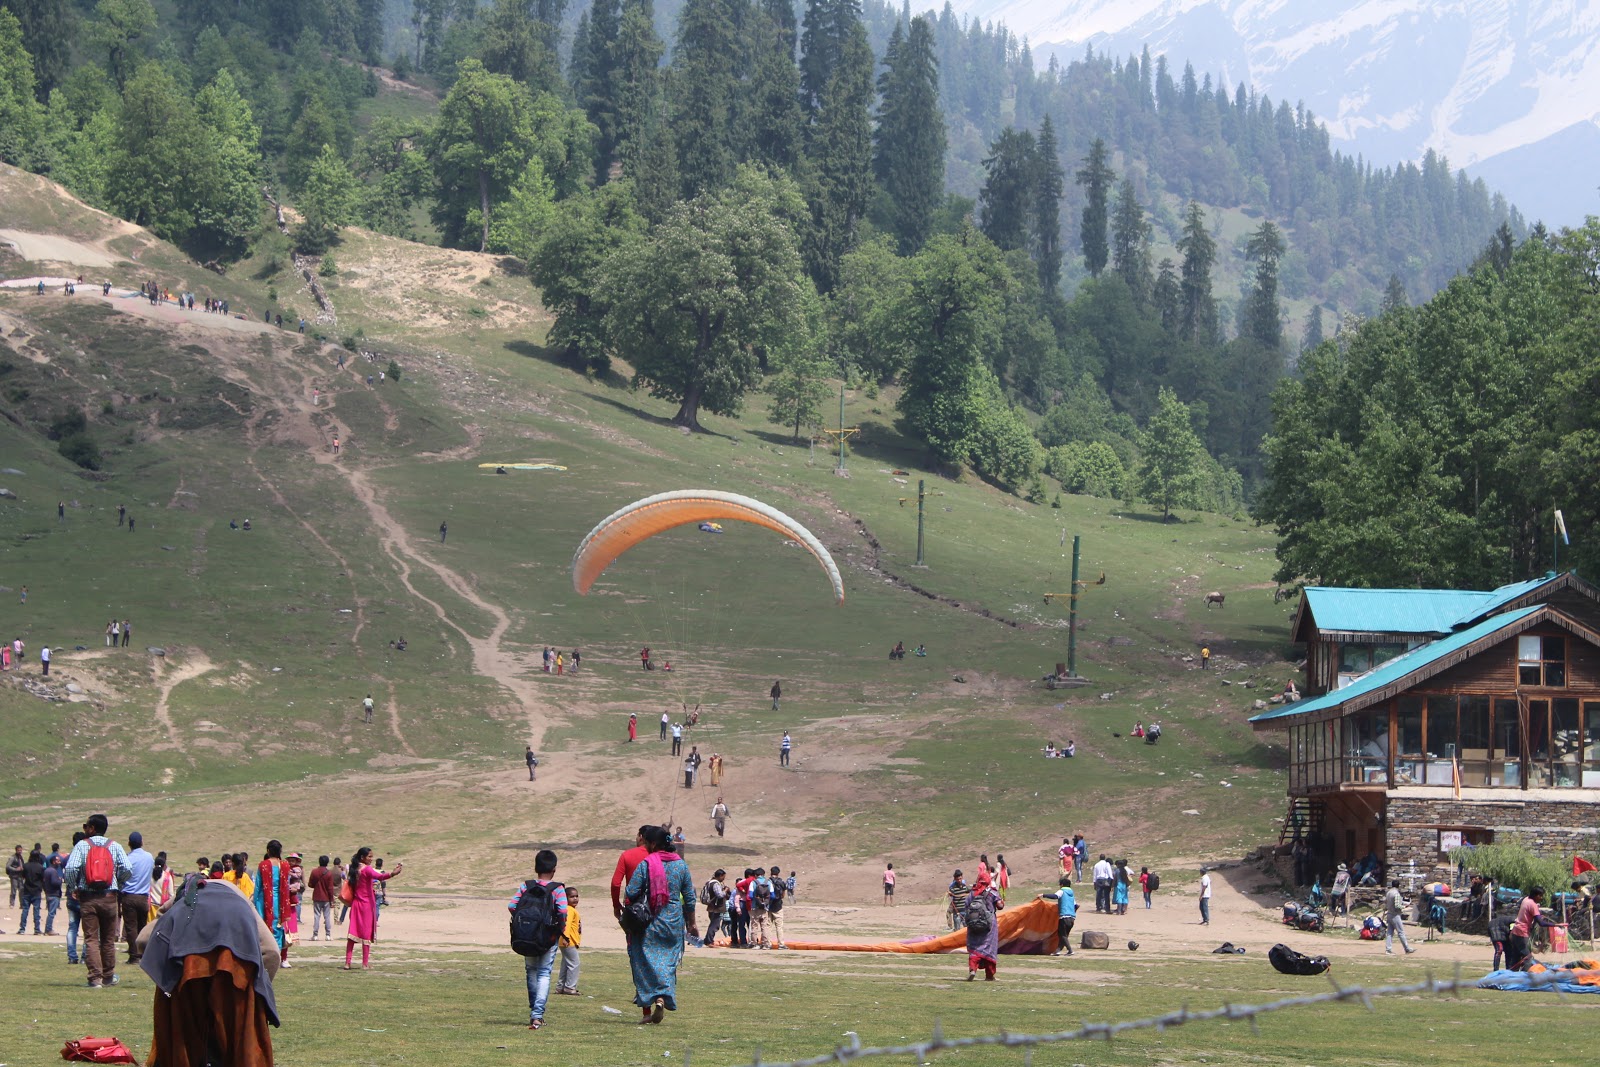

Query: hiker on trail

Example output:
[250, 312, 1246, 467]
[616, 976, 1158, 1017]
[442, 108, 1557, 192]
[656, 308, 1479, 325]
[1201, 646, 1211, 669]
[711, 797, 729, 837]
[40, 644, 50, 676]
[526, 746, 537, 781]
[299, 319, 307, 334]
[765, 865, 788, 949]
[118, 504, 126, 526]
[883, 863, 895, 905]
[627, 713, 637, 742]
[65, 813, 134, 988]
[1198, 867, 1212, 926]
[571, 650, 580, 673]
[439, 521, 447, 542]
[770, 680, 781, 710]
[18, 585, 24, 605]
[332, 436, 340, 453]
[779, 732, 791, 767]
[362, 694, 374, 724]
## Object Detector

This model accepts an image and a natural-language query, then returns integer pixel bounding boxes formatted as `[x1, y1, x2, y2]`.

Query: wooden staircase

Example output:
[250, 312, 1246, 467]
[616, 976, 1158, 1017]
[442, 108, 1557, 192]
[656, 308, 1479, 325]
[1279, 796, 1325, 847]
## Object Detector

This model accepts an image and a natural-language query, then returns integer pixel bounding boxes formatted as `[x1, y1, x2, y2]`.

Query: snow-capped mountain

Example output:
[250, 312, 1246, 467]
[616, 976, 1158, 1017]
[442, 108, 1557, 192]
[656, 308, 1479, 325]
[949, 0, 1600, 226]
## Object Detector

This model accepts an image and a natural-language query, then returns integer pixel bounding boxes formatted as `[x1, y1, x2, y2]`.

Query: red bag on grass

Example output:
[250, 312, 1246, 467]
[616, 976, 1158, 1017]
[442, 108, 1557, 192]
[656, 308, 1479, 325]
[61, 1036, 136, 1063]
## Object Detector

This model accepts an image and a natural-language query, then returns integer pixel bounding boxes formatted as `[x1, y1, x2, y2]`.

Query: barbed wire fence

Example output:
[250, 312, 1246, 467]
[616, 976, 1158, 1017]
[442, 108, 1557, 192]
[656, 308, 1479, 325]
[708, 966, 1581, 1067]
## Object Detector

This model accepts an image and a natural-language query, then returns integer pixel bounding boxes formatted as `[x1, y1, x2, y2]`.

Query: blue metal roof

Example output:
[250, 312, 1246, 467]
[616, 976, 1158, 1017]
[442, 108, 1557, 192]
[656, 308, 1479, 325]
[1251, 606, 1541, 724]
[1450, 576, 1562, 628]
[1300, 587, 1497, 636]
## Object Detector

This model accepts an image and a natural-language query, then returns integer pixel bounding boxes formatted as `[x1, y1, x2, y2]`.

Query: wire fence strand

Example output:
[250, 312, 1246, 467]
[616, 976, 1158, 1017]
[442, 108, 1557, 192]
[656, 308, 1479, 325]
[725, 965, 1583, 1067]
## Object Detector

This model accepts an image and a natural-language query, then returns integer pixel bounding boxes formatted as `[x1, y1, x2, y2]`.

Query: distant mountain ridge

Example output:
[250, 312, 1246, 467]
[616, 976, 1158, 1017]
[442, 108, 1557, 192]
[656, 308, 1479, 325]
[947, 0, 1600, 227]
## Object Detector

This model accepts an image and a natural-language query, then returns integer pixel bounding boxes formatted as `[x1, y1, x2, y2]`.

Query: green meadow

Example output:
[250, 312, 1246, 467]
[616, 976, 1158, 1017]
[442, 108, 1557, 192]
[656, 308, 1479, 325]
[0, 940, 1579, 1067]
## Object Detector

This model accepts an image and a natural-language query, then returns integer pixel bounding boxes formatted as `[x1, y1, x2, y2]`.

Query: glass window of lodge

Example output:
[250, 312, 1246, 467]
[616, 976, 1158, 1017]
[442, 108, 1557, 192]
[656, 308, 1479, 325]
[1517, 635, 1566, 686]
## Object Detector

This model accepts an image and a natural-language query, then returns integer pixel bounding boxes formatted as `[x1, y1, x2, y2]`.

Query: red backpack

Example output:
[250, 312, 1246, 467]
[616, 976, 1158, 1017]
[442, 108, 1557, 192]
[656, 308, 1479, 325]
[83, 841, 116, 891]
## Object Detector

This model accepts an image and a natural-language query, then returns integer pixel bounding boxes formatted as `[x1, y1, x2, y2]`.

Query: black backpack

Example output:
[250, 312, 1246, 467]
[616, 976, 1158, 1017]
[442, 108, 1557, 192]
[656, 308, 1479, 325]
[509, 880, 565, 956]
[1146, 872, 1160, 892]
[1268, 942, 1330, 976]
[964, 894, 992, 936]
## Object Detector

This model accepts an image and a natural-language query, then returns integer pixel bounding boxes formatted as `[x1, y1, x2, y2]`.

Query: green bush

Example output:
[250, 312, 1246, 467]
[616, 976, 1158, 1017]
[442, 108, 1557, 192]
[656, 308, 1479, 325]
[1450, 840, 1593, 895]
[48, 408, 88, 441]
[387, 359, 402, 383]
[58, 433, 102, 470]
[319, 254, 338, 277]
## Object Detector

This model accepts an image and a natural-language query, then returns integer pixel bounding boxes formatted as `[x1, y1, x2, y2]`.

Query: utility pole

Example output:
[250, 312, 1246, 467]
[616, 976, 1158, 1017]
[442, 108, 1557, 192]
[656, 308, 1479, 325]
[1043, 535, 1104, 681]
[820, 382, 858, 476]
[916, 480, 926, 566]
[1067, 534, 1082, 678]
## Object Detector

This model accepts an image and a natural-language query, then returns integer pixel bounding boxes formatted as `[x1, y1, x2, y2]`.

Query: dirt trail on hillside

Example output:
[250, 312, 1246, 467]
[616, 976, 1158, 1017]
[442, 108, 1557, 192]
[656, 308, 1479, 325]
[151, 649, 215, 755]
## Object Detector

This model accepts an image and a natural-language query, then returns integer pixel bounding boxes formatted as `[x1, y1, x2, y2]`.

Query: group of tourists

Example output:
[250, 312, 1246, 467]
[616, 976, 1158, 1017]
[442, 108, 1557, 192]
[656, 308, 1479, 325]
[4, 812, 403, 983]
[101, 618, 134, 647]
[541, 647, 579, 673]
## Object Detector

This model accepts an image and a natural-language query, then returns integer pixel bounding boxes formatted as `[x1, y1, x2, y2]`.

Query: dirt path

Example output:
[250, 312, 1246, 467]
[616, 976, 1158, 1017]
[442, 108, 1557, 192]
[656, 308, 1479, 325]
[152, 648, 214, 755]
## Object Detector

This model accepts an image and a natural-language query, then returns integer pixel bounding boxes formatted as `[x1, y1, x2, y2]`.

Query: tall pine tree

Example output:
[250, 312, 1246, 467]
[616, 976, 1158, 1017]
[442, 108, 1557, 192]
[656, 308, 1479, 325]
[577, 0, 622, 183]
[672, 0, 743, 199]
[872, 14, 943, 254]
[802, 18, 873, 291]
[799, 0, 860, 116]
[1241, 219, 1284, 350]
[744, 0, 803, 171]
[1073, 136, 1113, 277]
[977, 126, 1033, 254]
[1176, 200, 1216, 345]
[611, 0, 662, 179]
[1110, 177, 1151, 304]
[1032, 115, 1064, 292]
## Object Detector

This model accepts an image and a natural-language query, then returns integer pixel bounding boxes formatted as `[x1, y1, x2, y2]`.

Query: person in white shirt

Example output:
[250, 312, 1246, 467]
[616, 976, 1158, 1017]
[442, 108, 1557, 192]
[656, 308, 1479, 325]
[1092, 855, 1115, 913]
[1198, 868, 1213, 926]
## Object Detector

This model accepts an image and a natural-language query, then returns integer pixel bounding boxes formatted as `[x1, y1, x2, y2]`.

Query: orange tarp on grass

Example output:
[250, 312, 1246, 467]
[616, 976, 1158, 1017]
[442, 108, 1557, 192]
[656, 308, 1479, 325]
[785, 898, 1062, 954]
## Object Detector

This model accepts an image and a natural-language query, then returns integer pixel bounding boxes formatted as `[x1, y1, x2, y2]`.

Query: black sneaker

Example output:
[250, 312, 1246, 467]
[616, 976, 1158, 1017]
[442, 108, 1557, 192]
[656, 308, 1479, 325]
[105, 975, 120, 987]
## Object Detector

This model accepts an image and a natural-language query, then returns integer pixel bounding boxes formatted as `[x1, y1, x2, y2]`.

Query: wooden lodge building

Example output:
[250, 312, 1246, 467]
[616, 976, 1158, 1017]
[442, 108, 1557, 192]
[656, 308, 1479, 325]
[1250, 572, 1600, 876]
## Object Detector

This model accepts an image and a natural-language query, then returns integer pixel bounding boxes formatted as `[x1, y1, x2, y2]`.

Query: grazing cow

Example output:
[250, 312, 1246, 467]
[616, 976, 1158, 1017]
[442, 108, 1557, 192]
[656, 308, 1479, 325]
[1205, 591, 1226, 608]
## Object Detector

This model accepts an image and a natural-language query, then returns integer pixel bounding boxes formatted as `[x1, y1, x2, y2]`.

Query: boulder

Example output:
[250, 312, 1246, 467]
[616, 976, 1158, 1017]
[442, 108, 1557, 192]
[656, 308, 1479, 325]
[1080, 930, 1110, 950]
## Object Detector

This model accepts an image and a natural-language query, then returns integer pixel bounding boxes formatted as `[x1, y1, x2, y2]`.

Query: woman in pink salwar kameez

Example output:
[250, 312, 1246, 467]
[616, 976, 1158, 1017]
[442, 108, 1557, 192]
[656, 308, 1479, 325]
[344, 846, 403, 970]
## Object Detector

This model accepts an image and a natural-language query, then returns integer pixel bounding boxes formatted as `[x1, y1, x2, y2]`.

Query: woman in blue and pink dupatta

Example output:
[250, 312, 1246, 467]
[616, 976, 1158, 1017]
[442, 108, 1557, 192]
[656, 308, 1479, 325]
[623, 825, 698, 1023]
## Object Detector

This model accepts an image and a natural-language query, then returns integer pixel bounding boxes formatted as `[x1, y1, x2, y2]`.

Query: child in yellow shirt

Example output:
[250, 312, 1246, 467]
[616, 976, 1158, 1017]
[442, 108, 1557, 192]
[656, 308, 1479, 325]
[556, 888, 582, 995]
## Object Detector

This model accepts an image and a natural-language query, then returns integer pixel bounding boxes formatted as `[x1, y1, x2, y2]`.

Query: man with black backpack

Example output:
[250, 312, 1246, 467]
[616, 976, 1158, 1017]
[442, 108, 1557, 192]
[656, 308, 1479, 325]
[507, 849, 568, 1031]
[748, 869, 775, 948]
[63, 813, 133, 989]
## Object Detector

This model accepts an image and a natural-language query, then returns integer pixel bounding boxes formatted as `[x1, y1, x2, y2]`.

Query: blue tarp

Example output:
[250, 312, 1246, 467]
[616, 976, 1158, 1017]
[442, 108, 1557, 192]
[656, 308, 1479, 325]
[1476, 962, 1600, 993]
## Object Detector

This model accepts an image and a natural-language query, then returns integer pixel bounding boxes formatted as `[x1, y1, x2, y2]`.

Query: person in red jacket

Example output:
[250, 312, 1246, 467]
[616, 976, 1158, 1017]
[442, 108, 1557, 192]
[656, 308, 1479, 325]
[611, 827, 652, 922]
[308, 856, 336, 940]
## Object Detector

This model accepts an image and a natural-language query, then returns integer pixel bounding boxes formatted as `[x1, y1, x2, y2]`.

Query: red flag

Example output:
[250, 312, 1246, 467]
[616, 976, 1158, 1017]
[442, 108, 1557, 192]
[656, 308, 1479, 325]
[1575, 856, 1597, 877]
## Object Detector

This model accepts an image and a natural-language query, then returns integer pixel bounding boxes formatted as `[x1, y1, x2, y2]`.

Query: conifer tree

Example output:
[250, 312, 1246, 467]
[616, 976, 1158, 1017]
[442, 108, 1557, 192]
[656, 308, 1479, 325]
[1032, 115, 1064, 291]
[977, 126, 1033, 253]
[612, 0, 662, 177]
[2, 0, 71, 100]
[1153, 258, 1180, 334]
[1110, 177, 1151, 304]
[1381, 273, 1408, 314]
[672, 0, 742, 198]
[802, 17, 873, 292]
[1176, 200, 1216, 344]
[872, 14, 943, 254]
[744, 0, 803, 171]
[1073, 136, 1112, 277]
[1242, 219, 1284, 350]
[1302, 304, 1325, 352]
[799, 0, 860, 116]
[577, 0, 622, 183]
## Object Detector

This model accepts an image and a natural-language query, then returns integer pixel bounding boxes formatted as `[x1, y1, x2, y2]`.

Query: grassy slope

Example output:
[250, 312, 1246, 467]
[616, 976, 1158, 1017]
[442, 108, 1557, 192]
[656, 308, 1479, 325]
[0, 158, 1297, 889]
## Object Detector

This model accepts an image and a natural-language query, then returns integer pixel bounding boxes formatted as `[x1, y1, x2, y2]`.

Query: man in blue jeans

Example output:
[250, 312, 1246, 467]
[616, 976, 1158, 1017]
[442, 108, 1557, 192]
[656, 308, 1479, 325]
[43, 854, 65, 935]
[508, 850, 567, 1031]
[1042, 878, 1077, 956]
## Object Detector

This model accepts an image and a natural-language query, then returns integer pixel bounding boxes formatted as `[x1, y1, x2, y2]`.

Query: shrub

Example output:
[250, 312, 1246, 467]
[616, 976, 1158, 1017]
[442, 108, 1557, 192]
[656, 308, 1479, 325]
[387, 359, 402, 383]
[1450, 839, 1594, 895]
[58, 433, 102, 470]
[319, 254, 338, 277]
[48, 409, 88, 441]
